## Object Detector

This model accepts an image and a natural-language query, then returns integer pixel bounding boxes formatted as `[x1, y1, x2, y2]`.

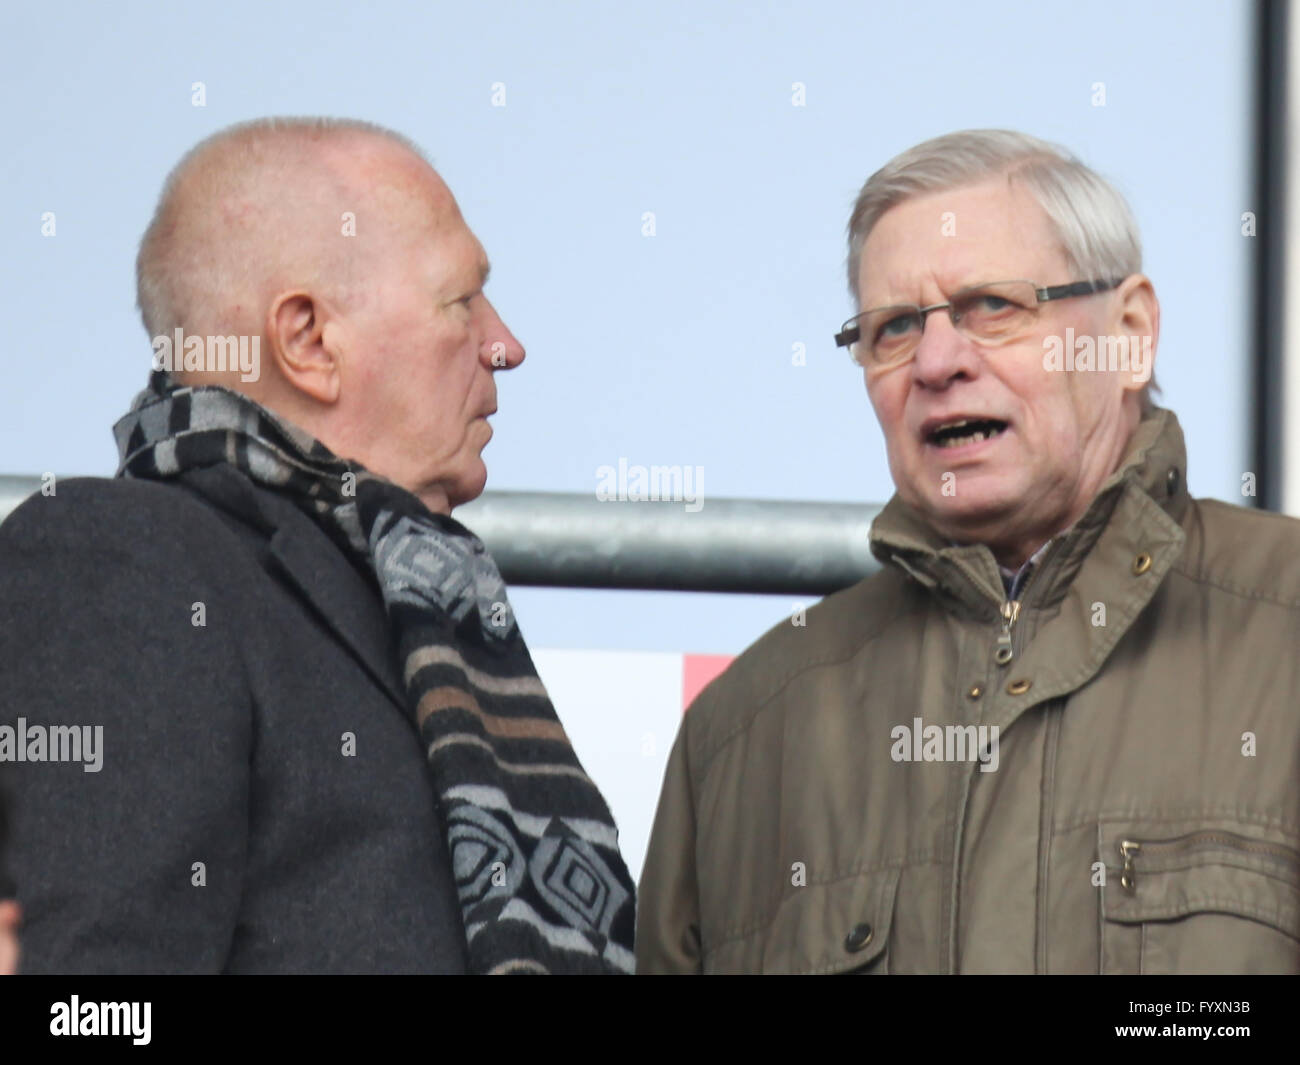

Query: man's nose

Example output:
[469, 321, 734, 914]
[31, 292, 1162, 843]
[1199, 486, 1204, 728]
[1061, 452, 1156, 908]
[909, 309, 978, 389]
[479, 298, 525, 370]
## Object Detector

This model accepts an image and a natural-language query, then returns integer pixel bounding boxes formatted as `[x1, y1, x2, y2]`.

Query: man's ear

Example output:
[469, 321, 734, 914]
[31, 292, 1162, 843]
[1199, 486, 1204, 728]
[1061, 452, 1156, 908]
[266, 291, 342, 405]
[1113, 274, 1159, 398]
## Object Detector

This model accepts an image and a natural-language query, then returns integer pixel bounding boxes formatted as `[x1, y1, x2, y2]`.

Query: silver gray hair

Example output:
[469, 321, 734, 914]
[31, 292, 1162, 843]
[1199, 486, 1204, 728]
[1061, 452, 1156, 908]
[846, 129, 1156, 405]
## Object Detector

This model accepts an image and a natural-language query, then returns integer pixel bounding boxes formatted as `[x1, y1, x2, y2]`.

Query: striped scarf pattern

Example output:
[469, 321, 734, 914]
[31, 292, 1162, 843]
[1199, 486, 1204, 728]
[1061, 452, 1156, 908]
[113, 371, 636, 974]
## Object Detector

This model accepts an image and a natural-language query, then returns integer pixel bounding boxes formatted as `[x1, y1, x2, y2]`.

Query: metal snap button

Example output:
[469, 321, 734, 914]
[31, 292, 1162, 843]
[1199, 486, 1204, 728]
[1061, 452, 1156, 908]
[1007, 678, 1031, 695]
[1166, 468, 1180, 496]
[1132, 552, 1152, 575]
[966, 684, 982, 700]
[844, 922, 874, 952]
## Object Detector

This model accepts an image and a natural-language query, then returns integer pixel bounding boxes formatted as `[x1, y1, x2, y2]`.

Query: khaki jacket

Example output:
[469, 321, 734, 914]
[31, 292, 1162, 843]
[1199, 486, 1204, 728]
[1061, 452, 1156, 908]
[637, 408, 1300, 973]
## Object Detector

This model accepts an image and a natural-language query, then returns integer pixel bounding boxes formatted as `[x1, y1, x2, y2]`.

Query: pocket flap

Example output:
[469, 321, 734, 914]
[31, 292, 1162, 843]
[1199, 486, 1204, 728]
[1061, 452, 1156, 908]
[760, 865, 900, 974]
[1098, 817, 1300, 937]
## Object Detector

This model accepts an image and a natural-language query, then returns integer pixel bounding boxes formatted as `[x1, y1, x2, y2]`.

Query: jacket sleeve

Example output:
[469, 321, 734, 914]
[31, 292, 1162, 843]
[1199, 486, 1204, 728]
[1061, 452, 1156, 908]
[0, 485, 252, 973]
[635, 712, 704, 973]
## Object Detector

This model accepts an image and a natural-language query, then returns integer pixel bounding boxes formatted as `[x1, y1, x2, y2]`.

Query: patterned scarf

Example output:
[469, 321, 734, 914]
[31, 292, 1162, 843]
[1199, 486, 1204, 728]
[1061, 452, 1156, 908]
[113, 371, 636, 974]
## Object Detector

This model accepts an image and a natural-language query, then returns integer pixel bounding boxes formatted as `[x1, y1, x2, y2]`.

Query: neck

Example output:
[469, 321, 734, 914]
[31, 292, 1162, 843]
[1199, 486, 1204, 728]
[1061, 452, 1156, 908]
[992, 540, 1048, 573]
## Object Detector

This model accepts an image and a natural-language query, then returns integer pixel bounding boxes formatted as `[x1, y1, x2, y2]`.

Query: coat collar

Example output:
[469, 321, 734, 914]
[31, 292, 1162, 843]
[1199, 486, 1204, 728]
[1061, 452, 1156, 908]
[177, 464, 412, 716]
[869, 406, 1192, 619]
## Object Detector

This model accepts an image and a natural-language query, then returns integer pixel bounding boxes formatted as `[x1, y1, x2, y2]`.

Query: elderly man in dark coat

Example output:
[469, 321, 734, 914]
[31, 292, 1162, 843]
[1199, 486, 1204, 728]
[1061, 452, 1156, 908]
[0, 117, 635, 975]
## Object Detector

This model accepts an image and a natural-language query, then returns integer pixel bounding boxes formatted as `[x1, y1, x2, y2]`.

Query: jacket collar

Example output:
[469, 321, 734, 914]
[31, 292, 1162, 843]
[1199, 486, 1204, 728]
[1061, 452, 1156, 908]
[177, 464, 411, 715]
[869, 406, 1192, 619]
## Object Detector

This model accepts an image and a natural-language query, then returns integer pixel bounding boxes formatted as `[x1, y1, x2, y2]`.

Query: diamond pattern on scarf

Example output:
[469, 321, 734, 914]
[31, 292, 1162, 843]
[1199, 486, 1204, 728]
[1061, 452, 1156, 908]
[531, 820, 631, 941]
[369, 510, 515, 640]
[447, 801, 528, 905]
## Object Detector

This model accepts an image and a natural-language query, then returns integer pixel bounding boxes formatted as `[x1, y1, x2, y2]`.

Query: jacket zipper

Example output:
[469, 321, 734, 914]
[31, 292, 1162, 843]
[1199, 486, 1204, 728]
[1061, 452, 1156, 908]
[990, 536, 1066, 666]
[994, 599, 1021, 664]
[1119, 830, 1300, 893]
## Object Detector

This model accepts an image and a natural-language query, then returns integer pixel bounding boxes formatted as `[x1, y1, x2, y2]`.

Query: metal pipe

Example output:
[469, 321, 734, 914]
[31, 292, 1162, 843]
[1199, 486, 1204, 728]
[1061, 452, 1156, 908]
[1254, 0, 1291, 512]
[0, 478, 40, 527]
[457, 491, 881, 594]
[0, 476, 883, 595]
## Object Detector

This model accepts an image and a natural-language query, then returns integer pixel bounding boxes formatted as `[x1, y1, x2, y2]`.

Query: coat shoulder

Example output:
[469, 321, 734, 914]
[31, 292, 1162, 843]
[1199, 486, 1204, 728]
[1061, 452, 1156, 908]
[1177, 496, 1300, 610]
[682, 566, 914, 772]
[0, 475, 279, 617]
[4, 475, 243, 548]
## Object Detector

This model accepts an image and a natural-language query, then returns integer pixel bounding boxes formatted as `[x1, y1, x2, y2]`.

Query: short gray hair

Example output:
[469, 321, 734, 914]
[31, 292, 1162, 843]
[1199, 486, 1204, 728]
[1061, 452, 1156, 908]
[136, 116, 430, 342]
[846, 129, 1156, 407]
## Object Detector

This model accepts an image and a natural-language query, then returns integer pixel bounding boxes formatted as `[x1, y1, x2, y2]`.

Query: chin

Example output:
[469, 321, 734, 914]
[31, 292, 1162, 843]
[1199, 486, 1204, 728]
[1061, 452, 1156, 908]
[446, 463, 489, 512]
[911, 486, 1024, 539]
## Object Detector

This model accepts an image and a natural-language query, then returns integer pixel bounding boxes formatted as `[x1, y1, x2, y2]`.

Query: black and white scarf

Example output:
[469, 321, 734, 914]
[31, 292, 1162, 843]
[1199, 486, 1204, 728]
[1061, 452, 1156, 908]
[113, 371, 636, 974]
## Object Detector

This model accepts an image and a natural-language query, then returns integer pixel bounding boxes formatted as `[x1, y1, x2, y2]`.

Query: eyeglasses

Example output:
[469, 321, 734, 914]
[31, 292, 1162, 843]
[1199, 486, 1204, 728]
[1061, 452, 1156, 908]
[834, 277, 1127, 368]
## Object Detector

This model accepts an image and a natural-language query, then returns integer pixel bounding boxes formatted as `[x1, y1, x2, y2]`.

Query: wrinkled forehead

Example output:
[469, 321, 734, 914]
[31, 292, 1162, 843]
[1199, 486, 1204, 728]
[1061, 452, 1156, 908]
[857, 178, 1069, 309]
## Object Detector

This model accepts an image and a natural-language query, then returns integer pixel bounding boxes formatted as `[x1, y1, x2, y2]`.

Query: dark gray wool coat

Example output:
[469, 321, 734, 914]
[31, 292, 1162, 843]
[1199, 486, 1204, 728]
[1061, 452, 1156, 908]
[0, 464, 468, 973]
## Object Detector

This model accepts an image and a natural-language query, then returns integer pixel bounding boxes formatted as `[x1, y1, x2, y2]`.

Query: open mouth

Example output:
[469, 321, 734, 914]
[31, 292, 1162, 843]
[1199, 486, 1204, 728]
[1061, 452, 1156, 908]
[925, 418, 1009, 449]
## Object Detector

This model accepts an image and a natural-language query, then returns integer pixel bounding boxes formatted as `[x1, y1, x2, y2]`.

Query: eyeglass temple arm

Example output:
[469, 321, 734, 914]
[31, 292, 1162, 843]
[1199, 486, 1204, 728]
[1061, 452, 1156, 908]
[1036, 278, 1126, 302]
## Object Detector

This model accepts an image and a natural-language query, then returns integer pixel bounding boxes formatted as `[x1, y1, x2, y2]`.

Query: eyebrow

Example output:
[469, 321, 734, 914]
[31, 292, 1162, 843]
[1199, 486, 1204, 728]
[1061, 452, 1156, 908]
[865, 278, 1003, 307]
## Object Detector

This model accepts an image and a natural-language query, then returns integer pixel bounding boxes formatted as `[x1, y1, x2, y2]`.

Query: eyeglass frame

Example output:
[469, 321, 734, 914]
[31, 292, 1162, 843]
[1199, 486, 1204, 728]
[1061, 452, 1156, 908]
[833, 277, 1129, 366]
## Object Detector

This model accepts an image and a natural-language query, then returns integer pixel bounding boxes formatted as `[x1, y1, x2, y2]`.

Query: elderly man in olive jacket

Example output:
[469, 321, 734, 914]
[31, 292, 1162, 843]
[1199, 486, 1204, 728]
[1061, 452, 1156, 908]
[637, 129, 1300, 974]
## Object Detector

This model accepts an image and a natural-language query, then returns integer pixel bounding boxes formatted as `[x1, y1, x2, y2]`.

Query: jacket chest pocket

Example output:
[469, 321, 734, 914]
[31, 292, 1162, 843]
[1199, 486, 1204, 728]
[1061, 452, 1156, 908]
[1098, 818, 1300, 974]
[756, 865, 901, 974]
